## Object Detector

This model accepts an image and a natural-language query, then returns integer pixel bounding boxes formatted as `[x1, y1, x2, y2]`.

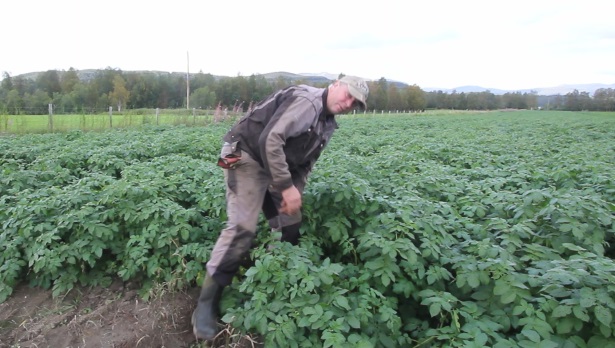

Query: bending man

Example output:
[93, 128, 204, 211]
[192, 75, 369, 341]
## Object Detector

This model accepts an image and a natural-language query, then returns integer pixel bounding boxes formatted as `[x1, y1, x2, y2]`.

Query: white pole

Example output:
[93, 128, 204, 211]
[109, 106, 113, 128]
[48, 103, 53, 132]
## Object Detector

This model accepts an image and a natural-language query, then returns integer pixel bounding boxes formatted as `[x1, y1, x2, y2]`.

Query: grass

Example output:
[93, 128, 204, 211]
[0, 111, 226, 134]
[6, 109, 609, 134]
[0, 109, 536, 134]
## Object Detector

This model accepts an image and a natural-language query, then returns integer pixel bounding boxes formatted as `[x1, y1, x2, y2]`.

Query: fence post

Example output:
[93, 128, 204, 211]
[156, 108, 160, 125]
[48, 104, 54, 132]
[109, 106, 113, 128]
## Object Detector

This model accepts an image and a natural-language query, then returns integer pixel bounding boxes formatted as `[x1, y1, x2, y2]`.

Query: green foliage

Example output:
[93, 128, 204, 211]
[1, 111, 615, 347]
[0, 125, 227, 301]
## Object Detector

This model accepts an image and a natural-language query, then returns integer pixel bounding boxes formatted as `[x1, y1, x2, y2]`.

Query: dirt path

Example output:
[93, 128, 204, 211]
[0, 280, 257, 348]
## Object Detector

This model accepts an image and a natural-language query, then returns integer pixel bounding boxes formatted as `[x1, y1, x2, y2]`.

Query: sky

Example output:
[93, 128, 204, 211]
[2, 0, 614, 90]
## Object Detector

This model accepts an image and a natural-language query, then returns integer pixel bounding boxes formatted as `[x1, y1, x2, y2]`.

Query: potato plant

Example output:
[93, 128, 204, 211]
[1, 111, 614, 347]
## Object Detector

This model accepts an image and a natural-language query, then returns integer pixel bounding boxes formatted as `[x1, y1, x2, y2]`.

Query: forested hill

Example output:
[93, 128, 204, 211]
[1, 68, 614, 113]
[17, 70, 335, 86]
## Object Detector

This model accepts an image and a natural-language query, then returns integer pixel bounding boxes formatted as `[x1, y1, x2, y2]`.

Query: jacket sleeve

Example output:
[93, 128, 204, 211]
[258, 96, 318, 192]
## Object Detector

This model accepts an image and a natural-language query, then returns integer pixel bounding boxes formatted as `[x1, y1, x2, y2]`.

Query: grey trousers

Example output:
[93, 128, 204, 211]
[206, 143, 303, 286]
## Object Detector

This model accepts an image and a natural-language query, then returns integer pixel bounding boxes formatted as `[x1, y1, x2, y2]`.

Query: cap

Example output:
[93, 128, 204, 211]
[339, 75, 369, 109]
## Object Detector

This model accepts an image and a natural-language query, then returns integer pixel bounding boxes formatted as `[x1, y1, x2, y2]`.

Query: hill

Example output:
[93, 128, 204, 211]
[10, 69, 615, 96]
[423, 83, 615, 96]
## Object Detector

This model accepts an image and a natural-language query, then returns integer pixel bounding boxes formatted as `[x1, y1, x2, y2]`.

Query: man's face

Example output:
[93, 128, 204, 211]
[326, 82, 357, 114]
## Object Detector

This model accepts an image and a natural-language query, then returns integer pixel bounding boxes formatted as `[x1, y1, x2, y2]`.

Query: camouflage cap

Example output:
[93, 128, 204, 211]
[339, 75, 369, 109]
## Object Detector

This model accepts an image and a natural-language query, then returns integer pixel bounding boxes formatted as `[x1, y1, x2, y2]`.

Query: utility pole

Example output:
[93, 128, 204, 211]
[186, 51, 190, 110]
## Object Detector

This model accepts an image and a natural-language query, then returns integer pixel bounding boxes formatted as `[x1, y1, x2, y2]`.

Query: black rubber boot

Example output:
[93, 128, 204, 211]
[281, 222, 302, 245]
[192, 275, 223, 341]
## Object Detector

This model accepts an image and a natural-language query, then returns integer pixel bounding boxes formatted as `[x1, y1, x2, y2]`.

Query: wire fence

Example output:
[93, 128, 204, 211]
[0, 107, 245, 134]
[0, 106, 429, 134]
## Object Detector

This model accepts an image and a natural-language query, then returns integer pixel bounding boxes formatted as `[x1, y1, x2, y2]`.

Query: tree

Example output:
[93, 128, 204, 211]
[61, 68, 80, 94]
[95, 67, 121, 95]
[126, 73, 159, 108]
[456, 92, 468, 110]
[427, 90, 449, 109]
[402, 85, 427, 111]
[365, 78, 389, 111]
[192, 72, 217, 91]
[11, 76, 34, 96]
[466, 92, 483, 110]
[502, 92, 527, 109]
[273, 76, 291, 91]
[250, 75, 274, 106]
[170, 75, 186, 108]
[109, 75, 130, 112]
[5, 90, 23, 114]
[593, 88, 615, 111]
[23, 90, 50, 114]
[1, 72, 13, 96]
[190, 86, 217, 109]
[565, 89, 592, 111]
[386, 83, 403, 111]
[36, 70, 61, 97]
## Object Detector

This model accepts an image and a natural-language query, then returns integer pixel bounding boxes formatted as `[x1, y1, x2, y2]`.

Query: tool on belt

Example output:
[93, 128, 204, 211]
[217, 141, 242, 169]
[217, 154, 241, 169]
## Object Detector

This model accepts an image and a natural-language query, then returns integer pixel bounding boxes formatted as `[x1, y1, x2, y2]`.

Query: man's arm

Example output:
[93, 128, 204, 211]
[258, 96, 318, 192]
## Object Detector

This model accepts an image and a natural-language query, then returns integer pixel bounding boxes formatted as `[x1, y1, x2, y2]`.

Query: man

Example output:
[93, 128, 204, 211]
[192, 75, 369, 341]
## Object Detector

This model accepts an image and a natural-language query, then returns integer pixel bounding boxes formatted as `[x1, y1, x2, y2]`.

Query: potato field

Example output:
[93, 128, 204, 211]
[1, 110, 614, 347]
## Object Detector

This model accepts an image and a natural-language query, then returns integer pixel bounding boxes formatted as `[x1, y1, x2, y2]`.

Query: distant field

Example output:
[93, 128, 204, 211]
[0, 112, 225, 133]
[0, 109, 534, 134]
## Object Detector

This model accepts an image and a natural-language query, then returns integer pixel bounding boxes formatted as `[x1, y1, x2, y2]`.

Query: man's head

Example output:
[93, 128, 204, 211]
[326, 76, 369, 114]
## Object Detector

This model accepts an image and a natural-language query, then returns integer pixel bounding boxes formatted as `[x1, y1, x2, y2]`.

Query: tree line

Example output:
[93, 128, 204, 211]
[1, 68, 614, 115]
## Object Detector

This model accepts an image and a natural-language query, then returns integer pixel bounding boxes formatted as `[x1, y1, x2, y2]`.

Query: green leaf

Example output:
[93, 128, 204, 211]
[521, 328, 540, 343]
[334, 296, 351, 311]
[513, 305, 525, 316]
[467, 272, 480, 288]
[500, 291, 516, 304]
[536, 340, 559, 348]
[556, 317, 574, 334]
[552, 305, 572, 318]
[475, 332, 488, 346]
[579, 294, 596, 308]
[381, 273, 391, 286]
[347, 315, 361, 329]
[494, 281, 510, 296]
[180, 229, 189, 240]
[595, 306, 613, 327]
[357, 340, 374, 348]
[599, 323, 612, 338]
[302, 306, 315, 315]
[281, 321, 295, 339]
[320, 272, 333, 285]
[429, 302, 442, 317]
[573, 306, 590, 322]
[562, 243, 585, 252]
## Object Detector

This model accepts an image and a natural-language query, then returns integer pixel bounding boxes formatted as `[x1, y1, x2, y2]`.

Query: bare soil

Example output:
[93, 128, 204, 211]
[0, 280, 260, 348]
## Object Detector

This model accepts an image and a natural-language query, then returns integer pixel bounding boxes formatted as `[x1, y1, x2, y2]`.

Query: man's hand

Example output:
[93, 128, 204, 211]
[280, 185, 302, 215]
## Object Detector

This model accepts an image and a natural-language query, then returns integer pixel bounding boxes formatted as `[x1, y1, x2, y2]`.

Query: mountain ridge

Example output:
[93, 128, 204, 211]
[9, 69, 614, 96]
[422, 83, 615, 96]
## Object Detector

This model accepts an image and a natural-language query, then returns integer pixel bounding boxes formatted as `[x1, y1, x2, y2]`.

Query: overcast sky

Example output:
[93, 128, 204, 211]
[2, 0, 613, 90]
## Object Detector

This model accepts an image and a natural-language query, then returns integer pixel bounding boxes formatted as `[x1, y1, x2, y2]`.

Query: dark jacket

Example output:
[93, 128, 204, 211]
[223, 84, 338, 192]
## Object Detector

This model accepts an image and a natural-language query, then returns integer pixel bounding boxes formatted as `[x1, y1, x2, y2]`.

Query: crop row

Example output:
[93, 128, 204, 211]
[1, 111, 614, 347]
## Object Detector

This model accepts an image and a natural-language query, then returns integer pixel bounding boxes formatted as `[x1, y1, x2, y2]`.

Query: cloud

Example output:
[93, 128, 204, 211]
[2, 0, 614, 90]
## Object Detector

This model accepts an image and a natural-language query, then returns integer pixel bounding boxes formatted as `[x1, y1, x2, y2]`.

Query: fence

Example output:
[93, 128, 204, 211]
[0, 107, 246, 134]
[0, 106, 431, 134]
